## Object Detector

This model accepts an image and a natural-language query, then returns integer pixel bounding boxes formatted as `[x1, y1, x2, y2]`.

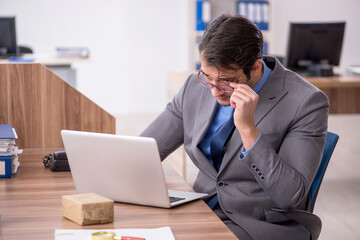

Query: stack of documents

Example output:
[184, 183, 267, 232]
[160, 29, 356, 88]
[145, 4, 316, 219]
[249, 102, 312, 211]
[0, 124, 23, 177]
[55, 226, 175, 240]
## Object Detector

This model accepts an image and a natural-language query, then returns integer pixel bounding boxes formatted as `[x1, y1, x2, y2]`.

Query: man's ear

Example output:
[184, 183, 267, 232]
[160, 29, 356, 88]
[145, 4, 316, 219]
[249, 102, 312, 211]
[252, 59, 263, 76]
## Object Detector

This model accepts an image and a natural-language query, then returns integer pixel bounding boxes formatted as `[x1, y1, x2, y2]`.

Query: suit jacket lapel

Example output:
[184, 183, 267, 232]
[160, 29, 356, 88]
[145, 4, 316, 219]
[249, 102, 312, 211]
[191, 87, 219, 177]
[193, 89, 217, 146]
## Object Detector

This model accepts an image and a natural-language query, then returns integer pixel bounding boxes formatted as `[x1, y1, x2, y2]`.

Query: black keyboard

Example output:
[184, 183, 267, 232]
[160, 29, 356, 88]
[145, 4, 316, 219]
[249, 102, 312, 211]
[169, 196, 186, 203]
[0, 53, 23, 59]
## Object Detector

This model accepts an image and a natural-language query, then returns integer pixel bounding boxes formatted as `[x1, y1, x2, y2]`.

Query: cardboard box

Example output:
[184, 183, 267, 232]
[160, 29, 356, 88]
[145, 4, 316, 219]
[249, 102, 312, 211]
[62, 193, 114, 225]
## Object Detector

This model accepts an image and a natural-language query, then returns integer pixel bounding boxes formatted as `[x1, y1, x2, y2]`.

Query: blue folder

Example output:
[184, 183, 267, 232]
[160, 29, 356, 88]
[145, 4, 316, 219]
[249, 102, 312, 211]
[0, 124, 16, 139]
[196, 0, 211, 31]
[237, 0, 269, 31]
[0, 156, 12, 178]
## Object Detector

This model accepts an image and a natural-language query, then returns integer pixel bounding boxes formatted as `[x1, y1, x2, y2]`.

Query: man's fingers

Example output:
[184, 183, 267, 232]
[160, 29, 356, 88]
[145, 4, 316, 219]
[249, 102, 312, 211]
[230, 83, 256, 96]
[230, 95, 248, 112]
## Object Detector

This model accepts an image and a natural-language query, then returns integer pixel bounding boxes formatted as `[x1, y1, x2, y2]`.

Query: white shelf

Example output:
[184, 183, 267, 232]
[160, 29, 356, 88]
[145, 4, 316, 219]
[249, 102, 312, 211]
[189, 0, 271, 70]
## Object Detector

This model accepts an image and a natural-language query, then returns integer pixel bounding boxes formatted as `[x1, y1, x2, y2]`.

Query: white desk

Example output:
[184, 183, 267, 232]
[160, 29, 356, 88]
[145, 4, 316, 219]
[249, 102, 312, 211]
[0, 54, 92, 87]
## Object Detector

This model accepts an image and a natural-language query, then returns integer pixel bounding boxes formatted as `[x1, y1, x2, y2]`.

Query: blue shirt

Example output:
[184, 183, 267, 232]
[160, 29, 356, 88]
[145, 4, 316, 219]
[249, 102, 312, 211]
[199, 105, 234, 165]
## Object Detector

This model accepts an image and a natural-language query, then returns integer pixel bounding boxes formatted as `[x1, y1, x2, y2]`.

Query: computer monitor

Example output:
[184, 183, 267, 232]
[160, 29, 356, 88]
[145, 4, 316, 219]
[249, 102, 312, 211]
[285, 22, 345, 77]
[0, 17, 19, 58]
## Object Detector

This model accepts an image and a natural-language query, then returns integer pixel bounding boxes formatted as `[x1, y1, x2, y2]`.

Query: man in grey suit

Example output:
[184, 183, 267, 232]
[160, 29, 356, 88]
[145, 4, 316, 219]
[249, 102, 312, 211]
[141, 14, 329, 240]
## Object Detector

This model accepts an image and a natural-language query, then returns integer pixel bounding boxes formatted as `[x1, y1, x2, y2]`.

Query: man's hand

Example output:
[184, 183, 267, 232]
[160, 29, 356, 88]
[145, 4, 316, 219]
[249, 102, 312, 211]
[229, 82, 260, 150]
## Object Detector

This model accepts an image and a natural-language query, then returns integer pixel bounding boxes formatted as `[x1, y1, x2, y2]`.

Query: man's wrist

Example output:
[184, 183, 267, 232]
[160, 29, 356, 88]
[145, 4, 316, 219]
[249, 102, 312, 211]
[239, 126, 260, 151]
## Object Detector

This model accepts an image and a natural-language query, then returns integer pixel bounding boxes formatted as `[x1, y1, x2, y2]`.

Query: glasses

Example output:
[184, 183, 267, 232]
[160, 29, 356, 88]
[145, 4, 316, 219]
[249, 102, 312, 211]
[196, 70, 235, 93]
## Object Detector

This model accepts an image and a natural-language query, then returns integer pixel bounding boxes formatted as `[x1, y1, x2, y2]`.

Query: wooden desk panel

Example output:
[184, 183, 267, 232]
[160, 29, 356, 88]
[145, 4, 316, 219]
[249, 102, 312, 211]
[306, 74, 360, 114]
[0, 150, 236, 240]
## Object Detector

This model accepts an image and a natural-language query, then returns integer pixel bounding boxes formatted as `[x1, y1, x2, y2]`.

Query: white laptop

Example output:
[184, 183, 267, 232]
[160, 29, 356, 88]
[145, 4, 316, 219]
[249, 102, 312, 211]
[61, 130, 207, 208]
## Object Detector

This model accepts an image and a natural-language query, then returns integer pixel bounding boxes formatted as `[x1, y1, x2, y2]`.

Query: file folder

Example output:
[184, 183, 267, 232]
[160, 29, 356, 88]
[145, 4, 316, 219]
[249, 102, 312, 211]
[0, 124, 17, 139]
[237, 0, 269, 54]
[237, 1, 269, 31]
[0, 124, 21, 177]
[196, 0, 211, 31]
[0, 156, 12, 178]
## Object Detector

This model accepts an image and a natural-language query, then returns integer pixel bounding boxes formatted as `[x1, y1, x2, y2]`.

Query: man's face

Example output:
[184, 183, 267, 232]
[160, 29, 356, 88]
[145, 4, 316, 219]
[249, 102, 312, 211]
[200, 57, 248, 106]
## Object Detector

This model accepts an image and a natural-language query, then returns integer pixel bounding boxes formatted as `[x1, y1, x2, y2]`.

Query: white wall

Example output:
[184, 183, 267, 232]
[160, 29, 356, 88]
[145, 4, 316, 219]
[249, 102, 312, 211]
[0, 0, 190, 115]
[1, 0, 359, 116]
[269, 0, 360, 68]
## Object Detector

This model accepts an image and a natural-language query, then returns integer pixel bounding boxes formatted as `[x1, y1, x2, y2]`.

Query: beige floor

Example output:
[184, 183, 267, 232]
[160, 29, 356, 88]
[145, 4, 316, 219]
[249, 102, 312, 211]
[315, 114, 360, 240]
[116, 113, 360, 240]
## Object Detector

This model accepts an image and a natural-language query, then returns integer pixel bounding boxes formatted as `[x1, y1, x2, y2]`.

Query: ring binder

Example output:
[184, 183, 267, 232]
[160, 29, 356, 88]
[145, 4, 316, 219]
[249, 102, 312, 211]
[196, 0, 212, 31]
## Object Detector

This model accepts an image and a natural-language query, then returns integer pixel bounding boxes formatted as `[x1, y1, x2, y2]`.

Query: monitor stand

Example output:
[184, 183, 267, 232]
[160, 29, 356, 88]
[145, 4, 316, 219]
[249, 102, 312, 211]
[0, 53, 23, 59]
[297, 64, 336, 77]
[308, 64, 334, 76]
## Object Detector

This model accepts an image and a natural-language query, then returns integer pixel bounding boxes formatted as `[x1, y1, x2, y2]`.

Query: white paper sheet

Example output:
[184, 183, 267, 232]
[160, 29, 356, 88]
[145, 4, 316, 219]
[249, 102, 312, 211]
[55, 226, 175, 240]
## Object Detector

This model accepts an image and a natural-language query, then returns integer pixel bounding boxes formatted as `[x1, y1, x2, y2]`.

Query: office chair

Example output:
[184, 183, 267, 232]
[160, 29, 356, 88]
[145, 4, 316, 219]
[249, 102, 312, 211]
[271, 131, 339, 240]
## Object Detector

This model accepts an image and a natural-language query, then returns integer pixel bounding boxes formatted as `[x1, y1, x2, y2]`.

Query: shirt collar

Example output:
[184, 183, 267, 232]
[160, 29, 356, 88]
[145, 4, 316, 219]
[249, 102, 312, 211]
[252, 59, 272, 94]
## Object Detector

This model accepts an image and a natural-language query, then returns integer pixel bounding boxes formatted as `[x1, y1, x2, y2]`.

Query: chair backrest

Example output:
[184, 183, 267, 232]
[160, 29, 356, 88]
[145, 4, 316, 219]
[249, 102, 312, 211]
[308, 131, 339, 212]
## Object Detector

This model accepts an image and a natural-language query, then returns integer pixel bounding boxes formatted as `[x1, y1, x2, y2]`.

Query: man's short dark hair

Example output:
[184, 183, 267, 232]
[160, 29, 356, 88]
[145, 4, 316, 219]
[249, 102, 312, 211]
[198, 14, 263, 79]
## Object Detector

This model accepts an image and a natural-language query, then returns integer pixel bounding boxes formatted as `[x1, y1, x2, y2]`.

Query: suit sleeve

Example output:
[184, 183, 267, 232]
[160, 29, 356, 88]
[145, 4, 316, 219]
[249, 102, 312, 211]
[140, 74, 193, 160]
[241, 89, 329, 209]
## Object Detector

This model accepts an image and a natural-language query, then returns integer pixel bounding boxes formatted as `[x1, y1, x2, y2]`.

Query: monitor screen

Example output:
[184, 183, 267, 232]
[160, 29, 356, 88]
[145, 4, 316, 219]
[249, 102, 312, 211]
[0, 17, 18, 57]
[285, 22, 345, 76]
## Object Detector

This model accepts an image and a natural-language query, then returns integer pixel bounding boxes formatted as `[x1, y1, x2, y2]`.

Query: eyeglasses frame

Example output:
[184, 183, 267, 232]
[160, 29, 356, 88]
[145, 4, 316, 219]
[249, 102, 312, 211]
[196, 69, 237, 93]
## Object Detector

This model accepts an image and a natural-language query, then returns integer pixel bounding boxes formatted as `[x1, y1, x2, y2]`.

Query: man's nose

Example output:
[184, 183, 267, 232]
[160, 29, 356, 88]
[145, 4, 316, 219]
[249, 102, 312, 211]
[211, 86, 224, 97]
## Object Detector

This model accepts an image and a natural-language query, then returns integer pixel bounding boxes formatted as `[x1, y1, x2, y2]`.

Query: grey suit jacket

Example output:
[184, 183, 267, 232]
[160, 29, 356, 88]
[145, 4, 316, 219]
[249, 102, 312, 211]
[141, 56, 329, 240]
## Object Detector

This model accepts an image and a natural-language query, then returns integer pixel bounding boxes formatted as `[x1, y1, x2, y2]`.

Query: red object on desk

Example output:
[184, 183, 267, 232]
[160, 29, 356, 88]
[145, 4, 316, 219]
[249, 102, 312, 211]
[117, 237, 145, 240]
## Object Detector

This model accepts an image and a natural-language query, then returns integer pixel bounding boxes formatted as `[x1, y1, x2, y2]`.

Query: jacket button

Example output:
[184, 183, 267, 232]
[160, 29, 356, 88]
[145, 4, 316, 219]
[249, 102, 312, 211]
[217, 181, 225, 188]
[251, 164, 256, 169]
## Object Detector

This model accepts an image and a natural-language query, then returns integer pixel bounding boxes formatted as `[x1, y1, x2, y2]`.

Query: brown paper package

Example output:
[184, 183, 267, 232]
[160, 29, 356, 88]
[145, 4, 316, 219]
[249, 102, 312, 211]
[62, 193, 114, 225]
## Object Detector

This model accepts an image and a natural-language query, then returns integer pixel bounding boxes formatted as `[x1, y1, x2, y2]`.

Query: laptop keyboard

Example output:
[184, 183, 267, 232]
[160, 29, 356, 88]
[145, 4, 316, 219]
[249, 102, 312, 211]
[169, 196, 186, 203]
